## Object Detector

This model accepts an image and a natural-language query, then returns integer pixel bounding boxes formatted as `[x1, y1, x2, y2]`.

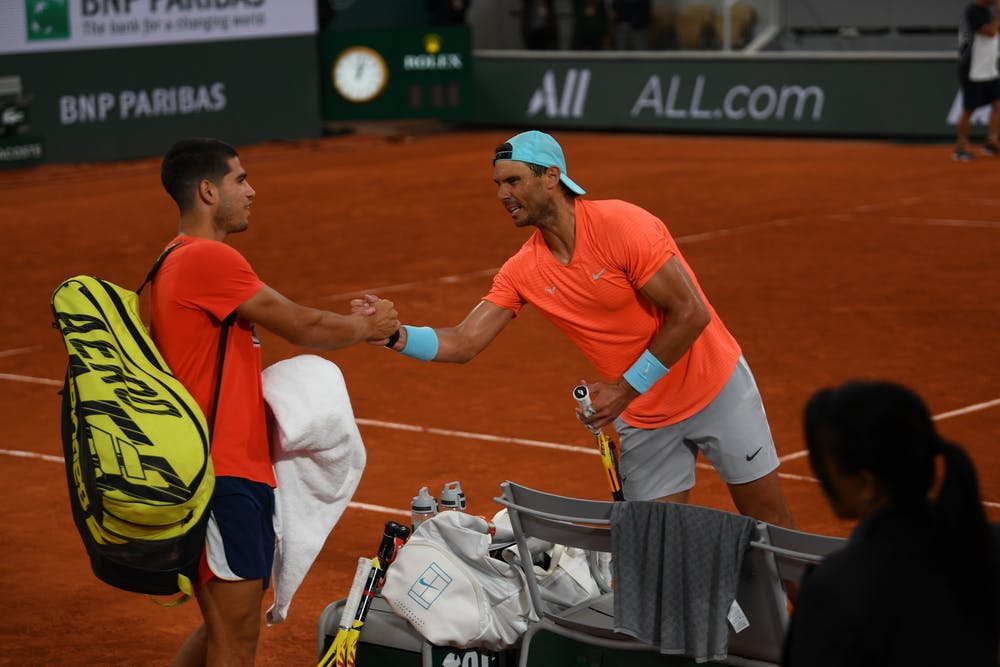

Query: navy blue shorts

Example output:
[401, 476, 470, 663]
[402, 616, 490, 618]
[199, 476, 275, 589]
[961, 77, 1000, 112]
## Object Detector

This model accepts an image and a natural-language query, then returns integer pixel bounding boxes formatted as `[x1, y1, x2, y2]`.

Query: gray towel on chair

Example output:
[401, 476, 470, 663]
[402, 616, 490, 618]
[611, 501, 755, 662]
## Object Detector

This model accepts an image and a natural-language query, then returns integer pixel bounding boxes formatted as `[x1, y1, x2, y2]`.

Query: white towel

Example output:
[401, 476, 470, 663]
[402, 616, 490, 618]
[262, 354, 366, 625]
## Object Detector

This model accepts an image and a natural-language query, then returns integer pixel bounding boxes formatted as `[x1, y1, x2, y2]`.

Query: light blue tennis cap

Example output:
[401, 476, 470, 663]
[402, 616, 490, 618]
[493, 130, 586, 195]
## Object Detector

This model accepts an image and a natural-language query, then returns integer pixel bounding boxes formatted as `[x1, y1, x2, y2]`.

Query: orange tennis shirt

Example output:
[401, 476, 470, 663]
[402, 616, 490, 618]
[484, 199, 741, 428]
[150, 236, 275, 487]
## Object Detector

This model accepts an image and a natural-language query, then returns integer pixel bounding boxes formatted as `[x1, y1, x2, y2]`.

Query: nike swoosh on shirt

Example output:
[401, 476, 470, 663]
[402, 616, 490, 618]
[545, 285, 557, 294]
[745, 446, 763, 461]
[591, 268, 606, 280]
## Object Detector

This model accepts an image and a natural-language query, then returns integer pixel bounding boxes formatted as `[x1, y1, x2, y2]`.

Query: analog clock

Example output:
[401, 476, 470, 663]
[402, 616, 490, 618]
[332, 45, 389, 103]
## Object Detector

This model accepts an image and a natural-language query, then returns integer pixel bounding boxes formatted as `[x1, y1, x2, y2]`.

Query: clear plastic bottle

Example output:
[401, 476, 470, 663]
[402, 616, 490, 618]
[439, 481, 467, 512]
[410, 486, 438, 533]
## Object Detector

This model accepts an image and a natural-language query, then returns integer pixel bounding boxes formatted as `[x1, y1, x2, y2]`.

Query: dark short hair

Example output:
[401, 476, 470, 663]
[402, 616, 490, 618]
[160, 138, 238, 212]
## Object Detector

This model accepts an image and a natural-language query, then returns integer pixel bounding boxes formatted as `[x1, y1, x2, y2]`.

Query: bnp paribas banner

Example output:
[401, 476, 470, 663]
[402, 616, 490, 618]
[0, 1, 319, 167]
[472, 55, 969, 139]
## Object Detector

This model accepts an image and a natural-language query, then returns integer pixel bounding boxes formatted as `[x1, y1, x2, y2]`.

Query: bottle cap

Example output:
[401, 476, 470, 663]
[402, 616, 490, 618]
[440, 481, 466, 510]
[411, 486, 438, 513]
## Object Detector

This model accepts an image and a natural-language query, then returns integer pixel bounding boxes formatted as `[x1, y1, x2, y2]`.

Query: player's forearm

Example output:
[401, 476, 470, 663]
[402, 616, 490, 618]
[385, 325, 479, 363]
[646, 303, 710, 369]
[288, 310, 376, 350]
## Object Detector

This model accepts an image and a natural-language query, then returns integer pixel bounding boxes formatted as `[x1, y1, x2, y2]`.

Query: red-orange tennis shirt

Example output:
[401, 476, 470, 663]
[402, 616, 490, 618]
[150, 236, 275, 486]
[484, 199, 741, 428]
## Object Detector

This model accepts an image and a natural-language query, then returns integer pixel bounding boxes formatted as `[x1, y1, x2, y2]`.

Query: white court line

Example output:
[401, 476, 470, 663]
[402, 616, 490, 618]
[0, 373, 61, 387]
[847, 197, 923, 213]
[355, 417, 597, 455]
[0, 448, 64, 464]
[933, 398, 1000, 421]
[886, 216, 1000, 229]
[829, 213, 1000, 230]
[344, 500, 410, 518]
[0, 346, 41, 359]
[672, 219, 796, 244]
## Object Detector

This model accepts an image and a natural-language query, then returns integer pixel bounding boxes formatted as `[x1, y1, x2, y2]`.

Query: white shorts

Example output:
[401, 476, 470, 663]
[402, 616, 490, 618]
[613, 355, 779, 500]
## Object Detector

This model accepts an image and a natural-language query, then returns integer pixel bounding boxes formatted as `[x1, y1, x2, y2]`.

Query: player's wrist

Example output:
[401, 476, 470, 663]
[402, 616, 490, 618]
[622, 349, 669, 394]
[395, 325, 439, 361]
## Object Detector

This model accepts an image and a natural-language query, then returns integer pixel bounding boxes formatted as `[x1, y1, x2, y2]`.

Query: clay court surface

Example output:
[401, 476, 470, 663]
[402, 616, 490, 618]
[1, 129, 997, 665]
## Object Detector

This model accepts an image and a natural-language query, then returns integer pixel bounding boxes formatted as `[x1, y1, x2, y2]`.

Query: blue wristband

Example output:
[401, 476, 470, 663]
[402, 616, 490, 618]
[622, 349, 669, 394]
[399, 325, 439, 361]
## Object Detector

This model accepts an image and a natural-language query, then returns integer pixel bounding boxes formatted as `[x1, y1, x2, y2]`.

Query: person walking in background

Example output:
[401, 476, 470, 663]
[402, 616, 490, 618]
[571, 0, 611, 50]
[954, 0, 1000, 161]
[783, 380, 999, 666]
[522, 0, 560, 49]
[611, 0, 652, 49]
[155, 138, 398, 666]
[360, 130, 795, 529]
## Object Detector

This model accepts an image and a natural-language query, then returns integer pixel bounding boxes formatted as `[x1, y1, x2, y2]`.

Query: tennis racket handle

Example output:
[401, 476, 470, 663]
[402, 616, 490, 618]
[572, 384, 595, 415]
[573, 384, 602, 434]
[339, 557, 372, 630]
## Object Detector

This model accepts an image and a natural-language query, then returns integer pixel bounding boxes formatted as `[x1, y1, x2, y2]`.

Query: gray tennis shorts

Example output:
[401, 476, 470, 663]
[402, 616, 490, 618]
[613, 355, 779, 501]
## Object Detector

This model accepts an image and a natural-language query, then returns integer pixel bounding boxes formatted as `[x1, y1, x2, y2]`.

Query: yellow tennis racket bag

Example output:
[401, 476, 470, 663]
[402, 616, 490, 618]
[50, 245, 230, 601]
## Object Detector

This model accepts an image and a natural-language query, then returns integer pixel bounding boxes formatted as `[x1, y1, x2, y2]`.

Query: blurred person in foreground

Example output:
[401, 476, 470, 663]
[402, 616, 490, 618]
[783, 380, 999, 666]
[954, 0, 1000, 161]
[359, 130, 795, 528]
[155, 137, 398, 666]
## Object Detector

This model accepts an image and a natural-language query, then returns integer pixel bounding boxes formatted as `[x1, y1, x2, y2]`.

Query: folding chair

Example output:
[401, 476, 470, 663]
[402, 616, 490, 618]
[495, 481, 849, 667]
[494, 480, 659, 666]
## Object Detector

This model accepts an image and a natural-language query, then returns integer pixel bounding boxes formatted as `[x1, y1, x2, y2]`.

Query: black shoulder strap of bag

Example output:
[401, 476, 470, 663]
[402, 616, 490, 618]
[138, 240, 233, 439]
[207, 313, 235, 437]
[137, 241, 184, 295]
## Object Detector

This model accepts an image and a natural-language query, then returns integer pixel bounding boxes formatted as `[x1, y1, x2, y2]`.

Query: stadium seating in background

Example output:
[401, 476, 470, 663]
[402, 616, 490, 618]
[675, 4, 718, 49]
[650, 3, 677, 49]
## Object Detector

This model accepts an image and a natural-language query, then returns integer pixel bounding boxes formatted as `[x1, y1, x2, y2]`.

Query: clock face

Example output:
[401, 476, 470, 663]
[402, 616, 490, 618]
[332, 46, 388, 103]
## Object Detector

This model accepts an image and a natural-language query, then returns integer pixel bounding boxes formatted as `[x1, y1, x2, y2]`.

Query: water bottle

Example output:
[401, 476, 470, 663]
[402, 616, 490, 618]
[440, 481, 467, 512]
[410, 486, 438, 533]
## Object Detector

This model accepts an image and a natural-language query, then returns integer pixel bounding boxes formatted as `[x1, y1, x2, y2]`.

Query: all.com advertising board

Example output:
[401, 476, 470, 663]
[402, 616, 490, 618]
[0, 1, 319, 166]
[472, 55, 964, 139]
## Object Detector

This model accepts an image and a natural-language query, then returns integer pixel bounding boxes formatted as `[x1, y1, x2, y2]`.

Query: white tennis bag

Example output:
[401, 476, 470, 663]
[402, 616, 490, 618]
[381, 511, 538, 651]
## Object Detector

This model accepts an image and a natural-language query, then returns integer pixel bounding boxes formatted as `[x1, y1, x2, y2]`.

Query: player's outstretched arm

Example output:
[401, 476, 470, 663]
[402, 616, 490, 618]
[238, 284, 399, 350]
[357, 298, 513, 363]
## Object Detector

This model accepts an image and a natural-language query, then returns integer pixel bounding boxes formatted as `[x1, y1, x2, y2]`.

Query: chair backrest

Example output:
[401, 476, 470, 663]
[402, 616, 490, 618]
[760, 523, 847, 589]
[724, 521, 789, 664]
[495, 481, 614, 619]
